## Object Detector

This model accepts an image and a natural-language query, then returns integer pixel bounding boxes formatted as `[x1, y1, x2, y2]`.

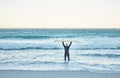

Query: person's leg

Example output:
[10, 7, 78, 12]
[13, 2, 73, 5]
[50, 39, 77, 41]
[64, 54, 66, 61]
[68, 54, 70, 61]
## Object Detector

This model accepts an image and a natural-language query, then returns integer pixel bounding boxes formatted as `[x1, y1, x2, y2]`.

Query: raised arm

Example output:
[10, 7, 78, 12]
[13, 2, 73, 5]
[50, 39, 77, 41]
[62, 42, 65, 47]
[68, 42, 72, 47]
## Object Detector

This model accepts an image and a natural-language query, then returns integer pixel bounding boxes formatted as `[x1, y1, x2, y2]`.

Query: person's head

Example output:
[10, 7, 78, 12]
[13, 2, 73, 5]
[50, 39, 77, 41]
[66, 43, 68, 46]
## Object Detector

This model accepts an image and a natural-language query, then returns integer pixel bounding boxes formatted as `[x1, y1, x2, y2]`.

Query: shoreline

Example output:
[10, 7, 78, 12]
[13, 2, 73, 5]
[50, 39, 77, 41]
[0, 70, 120, 78]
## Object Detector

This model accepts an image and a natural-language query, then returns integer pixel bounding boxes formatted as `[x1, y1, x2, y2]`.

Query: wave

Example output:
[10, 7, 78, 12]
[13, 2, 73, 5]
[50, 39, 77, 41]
[80, 53, 120, 58]
[0, 47, 120, 50]
[0, 47, 61, 50]
[0, 29, 120, 43]
[0, 61, 58, 65]
[0, 35, 120, 39]
[75, 47, 120, 50]
[0, 36, 53, 39]
[0, 35, 80, 39]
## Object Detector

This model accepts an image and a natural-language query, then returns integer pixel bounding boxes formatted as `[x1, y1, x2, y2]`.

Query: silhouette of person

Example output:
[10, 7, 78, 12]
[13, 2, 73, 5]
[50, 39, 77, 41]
[62, 42, 72, 61]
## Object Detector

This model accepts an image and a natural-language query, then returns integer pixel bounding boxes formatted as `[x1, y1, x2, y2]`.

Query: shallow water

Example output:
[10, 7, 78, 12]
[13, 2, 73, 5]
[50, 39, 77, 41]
[0, 29, 120, 73]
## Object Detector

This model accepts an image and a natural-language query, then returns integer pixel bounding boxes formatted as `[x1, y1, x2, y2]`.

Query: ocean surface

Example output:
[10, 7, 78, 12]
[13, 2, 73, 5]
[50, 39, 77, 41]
[0, 29, 120, 73]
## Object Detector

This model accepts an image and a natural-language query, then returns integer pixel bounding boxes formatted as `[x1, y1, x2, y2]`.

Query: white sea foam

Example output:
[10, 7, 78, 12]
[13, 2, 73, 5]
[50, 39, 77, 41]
[0, 29, 120, 73]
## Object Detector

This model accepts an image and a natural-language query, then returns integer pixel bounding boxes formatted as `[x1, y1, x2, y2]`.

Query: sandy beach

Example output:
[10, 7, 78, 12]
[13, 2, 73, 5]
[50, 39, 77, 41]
[0, 70, 120, 78]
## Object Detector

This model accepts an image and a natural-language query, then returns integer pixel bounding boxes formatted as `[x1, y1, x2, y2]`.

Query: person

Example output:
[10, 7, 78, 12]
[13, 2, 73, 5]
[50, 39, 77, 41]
[62, 42, 72, 61]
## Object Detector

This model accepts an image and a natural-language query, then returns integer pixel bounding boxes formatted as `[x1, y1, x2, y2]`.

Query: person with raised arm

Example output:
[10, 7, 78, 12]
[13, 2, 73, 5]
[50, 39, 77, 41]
[62, 42, 72, 61]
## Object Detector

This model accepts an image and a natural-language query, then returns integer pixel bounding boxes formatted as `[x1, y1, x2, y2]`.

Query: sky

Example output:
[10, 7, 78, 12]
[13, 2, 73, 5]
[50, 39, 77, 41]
[0, 0, 120, 28]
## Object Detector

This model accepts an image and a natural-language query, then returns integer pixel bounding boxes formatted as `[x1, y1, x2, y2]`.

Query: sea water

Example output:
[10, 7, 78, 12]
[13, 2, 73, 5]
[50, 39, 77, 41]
[0, 29, 120, 73]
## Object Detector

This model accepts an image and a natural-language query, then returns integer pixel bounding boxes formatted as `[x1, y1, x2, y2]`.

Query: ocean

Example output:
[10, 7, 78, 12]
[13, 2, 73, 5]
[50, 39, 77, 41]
[0, 28, 120, 73]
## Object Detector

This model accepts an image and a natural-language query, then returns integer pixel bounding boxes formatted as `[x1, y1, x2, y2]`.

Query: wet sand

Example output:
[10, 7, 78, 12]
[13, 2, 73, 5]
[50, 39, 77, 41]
[0, 70, 120, 78]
